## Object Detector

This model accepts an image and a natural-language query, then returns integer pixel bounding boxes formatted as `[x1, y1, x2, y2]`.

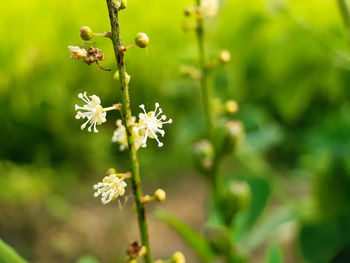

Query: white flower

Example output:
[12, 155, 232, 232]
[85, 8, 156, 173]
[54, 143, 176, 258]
[75, 92, 115, 133]
[200, 0, 219, 18]
[93, 173, 127, 205]
[112, 118, 145, 151]
[137, 103, 172, 147]
[68, 45, 87, 60]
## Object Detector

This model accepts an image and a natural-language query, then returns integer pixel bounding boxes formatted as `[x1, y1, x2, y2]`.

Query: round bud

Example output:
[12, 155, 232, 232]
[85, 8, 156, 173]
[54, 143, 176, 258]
[192, 140, 215, 174]
[204, 226, 231, 254]
[154, 189, 166, 201]
[172, 252, 185, 263]
[225, 100, 238, 114]
[106, 168, 116, 176]
[219, 50, 231, 63]
[221, 121, 244, 154]
[135, 33, 149, 48]
[120, 0, 127, 9]
[230, 181, 251, 212]
[114, 71, 131, 85]
[80, 26, 94, 41]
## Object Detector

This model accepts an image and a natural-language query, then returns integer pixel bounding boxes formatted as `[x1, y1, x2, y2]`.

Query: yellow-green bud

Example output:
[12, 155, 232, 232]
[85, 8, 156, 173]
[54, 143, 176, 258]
[80, 26, 94, 41]
[120, 0, 127, 9]
[172, 252, 185, 263]
[225, 100, 238, 114]
[106, 168, 116, 176]
[114, 71, 131, 85]
[219, 50, 231, 63]
[154, 189, 166, 201]
[135, 33, 149, 48]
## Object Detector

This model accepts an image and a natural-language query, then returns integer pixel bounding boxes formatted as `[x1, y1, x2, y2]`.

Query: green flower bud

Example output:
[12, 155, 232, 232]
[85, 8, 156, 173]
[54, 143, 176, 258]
[106, 168, 116, 176]
[114, 71, 131, 85]
[80, 26, 94, 41]
[192, 140, 215, 174]
[204, 226, 232, 254]
[219, 181, 251, 225]
[219, 50, 231, 63]
[135, 33, 149, 48]
[220, 121, 244, 154]
[172, 251, 185, 263]
[154, 189, 166, 201]
[230, 181, 251, 212]
[120, 0, 127, 9]
[225, 100, 238, 114]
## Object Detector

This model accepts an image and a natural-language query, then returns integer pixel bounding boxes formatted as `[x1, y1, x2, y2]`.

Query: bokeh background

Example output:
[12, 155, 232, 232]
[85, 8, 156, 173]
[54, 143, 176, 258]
[1, 0, 350, 262]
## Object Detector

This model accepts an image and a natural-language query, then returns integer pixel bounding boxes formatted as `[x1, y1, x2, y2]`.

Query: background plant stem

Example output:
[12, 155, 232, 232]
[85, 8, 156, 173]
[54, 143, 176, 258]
[105, 1, 152, 262]
[337, 0, 350, 40]
[195, 0, 219, 206]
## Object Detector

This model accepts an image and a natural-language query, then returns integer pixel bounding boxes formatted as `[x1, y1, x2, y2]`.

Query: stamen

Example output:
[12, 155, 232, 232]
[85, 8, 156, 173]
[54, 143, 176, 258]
[155, 108, 163, 118]
[93, 122, 98, 133]
[81, 119, 90, 130]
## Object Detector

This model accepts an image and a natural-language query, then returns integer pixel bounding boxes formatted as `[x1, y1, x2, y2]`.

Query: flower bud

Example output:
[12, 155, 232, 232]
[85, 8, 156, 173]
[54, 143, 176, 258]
[114, 71, 131, 85]
[204, 226, 231, 254]
[219, 50, 231, 63]
[135, 33, 149, 48]
[106, 168, 116, 176]
[154, 189, 166, 201]
[192, 140, 215, 174]
[172, 251, 185, 263]
[219, 181, 251, 225]
[120, 0, 127, 9]
[230, 181, 251, 212]
[80, 26, 94, 41]
[225, 100, 238, 114]
[221, 121, 244, 154]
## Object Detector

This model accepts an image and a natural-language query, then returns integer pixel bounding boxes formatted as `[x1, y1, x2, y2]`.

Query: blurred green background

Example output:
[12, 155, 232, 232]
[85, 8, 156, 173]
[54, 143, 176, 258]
[1, 0, 350, 262]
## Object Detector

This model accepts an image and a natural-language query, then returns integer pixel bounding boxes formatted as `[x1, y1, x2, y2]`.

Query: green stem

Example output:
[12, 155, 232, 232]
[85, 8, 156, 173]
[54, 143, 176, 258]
[337, 0, 350, 40]
[196, 13, 214, 137]
[195, 0, 218, 200]
[105, 1, 152, 263]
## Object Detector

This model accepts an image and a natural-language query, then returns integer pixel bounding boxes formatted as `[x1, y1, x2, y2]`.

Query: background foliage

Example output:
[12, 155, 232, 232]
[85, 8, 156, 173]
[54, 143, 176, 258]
[1, 0, 350, 262]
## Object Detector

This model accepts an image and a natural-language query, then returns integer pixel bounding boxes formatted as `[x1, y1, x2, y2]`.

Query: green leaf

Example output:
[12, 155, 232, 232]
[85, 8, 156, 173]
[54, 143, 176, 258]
[232, 175, 272, 242]
[155, 209, 215, 262]
[264, 244, 284, 263]
[239, 207, 294, 253]
[0, 239, 28, 263]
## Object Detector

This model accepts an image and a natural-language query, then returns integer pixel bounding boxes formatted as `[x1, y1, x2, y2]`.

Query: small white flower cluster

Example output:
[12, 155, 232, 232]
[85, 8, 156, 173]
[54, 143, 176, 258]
[112, 103, 172, 149]
[93, 173, 127, 204]
[200, 0, 219, 18]
[74, 92, 172, 147]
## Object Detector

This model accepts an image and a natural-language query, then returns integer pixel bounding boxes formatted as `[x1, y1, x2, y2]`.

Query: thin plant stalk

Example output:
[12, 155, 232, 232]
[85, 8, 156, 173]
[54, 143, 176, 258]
[105, 1, 152, 262]
[194, 0, 219, 204]
[337, 0, 350, 40]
